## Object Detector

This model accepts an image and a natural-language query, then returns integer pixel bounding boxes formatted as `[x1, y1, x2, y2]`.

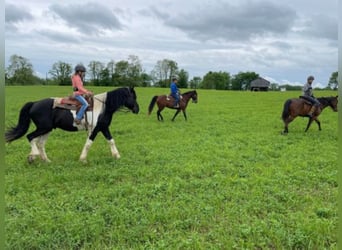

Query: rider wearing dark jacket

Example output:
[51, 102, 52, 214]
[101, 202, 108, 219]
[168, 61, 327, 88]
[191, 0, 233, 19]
[302, 75, 320, 118]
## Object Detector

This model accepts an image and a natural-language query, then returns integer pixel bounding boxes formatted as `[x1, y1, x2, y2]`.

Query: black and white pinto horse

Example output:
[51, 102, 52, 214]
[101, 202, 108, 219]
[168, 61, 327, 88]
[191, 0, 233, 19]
[5, 87, 139, 163]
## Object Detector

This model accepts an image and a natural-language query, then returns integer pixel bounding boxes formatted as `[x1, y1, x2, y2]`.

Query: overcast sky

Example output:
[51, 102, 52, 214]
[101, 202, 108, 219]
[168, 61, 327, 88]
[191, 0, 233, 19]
[5, 0, 338, 87]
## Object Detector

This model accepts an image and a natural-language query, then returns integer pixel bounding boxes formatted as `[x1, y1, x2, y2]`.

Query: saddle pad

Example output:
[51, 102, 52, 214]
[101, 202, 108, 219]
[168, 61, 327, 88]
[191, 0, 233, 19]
[52, 97, 93, 111]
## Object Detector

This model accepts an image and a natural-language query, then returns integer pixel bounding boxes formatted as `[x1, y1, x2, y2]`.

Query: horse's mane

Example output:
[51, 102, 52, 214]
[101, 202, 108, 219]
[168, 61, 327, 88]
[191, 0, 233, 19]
[317, 96, 336, 106]
[105, 87, 132, 113]
[182, 90, 196, 95]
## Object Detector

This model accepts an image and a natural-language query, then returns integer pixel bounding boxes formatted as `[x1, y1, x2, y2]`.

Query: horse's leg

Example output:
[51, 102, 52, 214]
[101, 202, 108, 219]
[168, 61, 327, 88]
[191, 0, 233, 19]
[182, 109, 187, 121]
[37, 133, 51, 162]
[108, 138, 120, 159]
[157, 109, 164, 121]
[157, 110, 161, 121]
[26, 128, 52, 163]
[304, 118, 314, 132]
[282, 121, 289, 134]
[79, 138, 93, 162]
[171, 109, 181, 121]
[282, 117, 294, 134]
[314, 118, 321, 131]
[28, 138, 40, 163]
[79, 126, 100, 162]
[101, 127, 120, 159]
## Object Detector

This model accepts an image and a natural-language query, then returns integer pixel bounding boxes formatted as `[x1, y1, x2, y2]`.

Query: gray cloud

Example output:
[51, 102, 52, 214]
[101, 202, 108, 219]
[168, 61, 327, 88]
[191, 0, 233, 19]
[300, 14, 337, 40]
[5, 3, 33, 31]
[138, 6, 170, 20]
[49, 2, 123, 34]
[36, 29, 81, 43]
[5, 3, 34, 23]
[4, 0, 338, 87]
[161, 1, 297, 41]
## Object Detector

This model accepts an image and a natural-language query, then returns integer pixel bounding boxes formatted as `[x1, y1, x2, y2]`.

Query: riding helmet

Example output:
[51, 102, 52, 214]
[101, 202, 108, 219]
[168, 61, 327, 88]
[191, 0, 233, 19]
[307, 75, 314, 81]
[75, 64, 86, 72]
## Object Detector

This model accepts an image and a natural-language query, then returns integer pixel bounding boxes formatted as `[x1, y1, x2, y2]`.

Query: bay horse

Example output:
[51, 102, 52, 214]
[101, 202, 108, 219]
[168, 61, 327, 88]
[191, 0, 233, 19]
[5, 87, 139, 163]
[281, 96, 338, 134]
[148, 90, 198, 121]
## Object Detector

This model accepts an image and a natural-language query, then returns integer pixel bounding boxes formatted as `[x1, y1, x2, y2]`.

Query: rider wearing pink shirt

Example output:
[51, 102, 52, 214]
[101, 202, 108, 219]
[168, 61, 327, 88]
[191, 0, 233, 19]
[72, 64, 93, 124]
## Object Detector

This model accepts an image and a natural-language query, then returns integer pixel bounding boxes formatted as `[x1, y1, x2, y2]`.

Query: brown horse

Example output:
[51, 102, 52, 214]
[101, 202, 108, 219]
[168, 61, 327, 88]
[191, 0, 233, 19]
[281, 96, 338, 134]
[148, 90, 198, 121]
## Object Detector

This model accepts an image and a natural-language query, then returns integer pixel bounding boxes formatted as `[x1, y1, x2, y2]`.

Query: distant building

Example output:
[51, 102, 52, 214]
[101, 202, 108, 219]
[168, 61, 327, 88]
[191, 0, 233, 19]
[250, 77, 270, 91]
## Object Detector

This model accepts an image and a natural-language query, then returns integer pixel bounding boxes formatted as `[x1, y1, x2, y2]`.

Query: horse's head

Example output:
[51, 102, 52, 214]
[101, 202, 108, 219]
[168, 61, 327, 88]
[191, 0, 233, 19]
[125, 87, 140, 114]
[191, 90, 198, 103]
[329, 96, 338, 112]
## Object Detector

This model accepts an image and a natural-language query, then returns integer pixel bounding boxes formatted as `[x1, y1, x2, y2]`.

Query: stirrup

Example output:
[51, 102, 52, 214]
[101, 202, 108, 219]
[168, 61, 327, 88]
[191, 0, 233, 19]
[74, 118, 82, 125]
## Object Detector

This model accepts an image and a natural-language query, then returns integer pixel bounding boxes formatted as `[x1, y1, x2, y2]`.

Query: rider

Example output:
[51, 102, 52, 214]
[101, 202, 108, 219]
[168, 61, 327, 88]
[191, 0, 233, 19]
[72, 64, 93, 124]
[302, 75, 320, 118]
[170, 75, 180, 108]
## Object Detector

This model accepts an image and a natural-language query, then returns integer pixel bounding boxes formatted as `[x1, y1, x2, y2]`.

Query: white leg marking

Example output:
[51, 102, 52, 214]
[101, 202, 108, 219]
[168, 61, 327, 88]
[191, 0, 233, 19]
[108, 138, 120, 159]
[37, 134, 51, 162]
[79, 138, 93, 162]
[28, 138, 40, 163]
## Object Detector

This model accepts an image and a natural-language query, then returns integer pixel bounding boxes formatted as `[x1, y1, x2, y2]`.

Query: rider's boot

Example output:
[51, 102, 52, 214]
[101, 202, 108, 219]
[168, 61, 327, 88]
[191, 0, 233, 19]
[308, 106, 316, 118]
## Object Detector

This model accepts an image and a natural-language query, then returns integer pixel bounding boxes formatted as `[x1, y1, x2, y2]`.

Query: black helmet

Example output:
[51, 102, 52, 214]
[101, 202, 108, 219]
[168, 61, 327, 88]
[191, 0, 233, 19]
[75, 64, 86, 72]
[307, 75, 314, 81]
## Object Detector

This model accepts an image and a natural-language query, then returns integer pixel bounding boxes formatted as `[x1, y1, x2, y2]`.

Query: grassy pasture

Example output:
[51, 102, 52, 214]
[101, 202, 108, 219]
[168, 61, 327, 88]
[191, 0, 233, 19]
[5, 86, 338, 249]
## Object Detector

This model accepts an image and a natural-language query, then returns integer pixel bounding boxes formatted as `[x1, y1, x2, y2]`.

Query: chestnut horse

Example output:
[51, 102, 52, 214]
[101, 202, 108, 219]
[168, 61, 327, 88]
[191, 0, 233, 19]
[148, 90, 198, 121]
[281, 96, 338, 134]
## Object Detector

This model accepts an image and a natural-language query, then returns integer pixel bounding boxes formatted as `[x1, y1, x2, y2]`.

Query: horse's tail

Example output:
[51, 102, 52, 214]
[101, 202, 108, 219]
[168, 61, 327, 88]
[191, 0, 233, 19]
[282, 99, 291, 121]
[148, 96, 158, 115]
[5, 102, 34, 142]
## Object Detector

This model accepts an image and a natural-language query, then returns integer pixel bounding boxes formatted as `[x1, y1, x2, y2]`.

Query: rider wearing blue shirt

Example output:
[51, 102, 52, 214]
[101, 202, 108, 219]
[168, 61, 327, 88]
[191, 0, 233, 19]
[170, 76, 180, 108]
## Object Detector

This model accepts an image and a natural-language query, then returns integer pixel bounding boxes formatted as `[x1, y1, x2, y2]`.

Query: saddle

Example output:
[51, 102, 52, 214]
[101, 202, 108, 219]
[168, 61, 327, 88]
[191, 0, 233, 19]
[53, 95, 94, 113]
[166, 94, 183, 101]
[299, 96, 313, 105]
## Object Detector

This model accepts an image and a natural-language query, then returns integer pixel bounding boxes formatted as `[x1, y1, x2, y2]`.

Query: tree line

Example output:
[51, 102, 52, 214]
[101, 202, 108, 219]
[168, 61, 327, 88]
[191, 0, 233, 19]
[5, 54, 338, 90]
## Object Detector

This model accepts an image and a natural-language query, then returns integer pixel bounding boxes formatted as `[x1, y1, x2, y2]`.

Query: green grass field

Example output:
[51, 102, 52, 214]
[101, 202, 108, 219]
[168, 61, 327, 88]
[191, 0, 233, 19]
[5, 86, 338, 249]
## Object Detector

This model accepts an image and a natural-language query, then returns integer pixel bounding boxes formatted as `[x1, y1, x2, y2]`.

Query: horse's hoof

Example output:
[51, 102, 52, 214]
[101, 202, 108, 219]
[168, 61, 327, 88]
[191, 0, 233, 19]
[79, 156, 88, 163]
[27, 155, 35, 164]
[113, 153, 121, 159]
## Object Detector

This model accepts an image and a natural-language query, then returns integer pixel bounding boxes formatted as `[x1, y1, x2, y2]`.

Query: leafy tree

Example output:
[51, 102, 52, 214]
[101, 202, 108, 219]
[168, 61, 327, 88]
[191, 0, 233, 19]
[6, 54, 36, 85]
[189, 76, 201, 89]
[269, 83, 279, 91]
[88, 61, 104, 86]
[178, 69, 189, 88]
[140, 72, 152, 87]
[113, 60, 129, 86]
[200, 71, 230, 90]
[107, 60, 116, 85]
[127, 55, 143, 87]
[231, 71, 259, 90]
[151, 59, 178, 87]
[327, 71, 338, 90]
[99, 68, 111, 86]
[49, 61, 72, 85]
[104, 55, 144, 87]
